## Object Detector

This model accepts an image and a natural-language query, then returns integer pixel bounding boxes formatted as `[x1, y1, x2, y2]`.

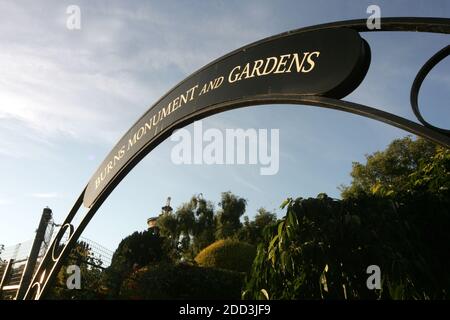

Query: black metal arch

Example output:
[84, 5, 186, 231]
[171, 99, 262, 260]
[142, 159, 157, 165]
[411, 45, 450, 135]
[20, 17, 450, 300]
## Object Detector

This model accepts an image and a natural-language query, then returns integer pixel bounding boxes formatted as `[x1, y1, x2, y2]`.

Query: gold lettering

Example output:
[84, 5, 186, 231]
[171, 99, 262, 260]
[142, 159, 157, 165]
[161, 103, 172, 119]
[286, 52, 308, 73]
[113, 154, 121, 166]
[128, 133, 137, 151]
[238, 63, 251, 80]
[274, 54, 291, 74]
[179, 92, 188, 106]
[119, 145, 125, 157]
[250, 59, 264, 77]
[172, 97, 181, 112]
[137, 126, 145, 140]
[199, 83, 208, 95]
[100, 168, 106, 181]
[228, 65, 241, 83]
[187, 84, 198, 100]
[214, 76, 223, 89]
[206, 80, 215, 92]
[200, 78, 221, 95]
[152, 112, 161, 126]
[107, 161, 113, 173]
[261, 57, 278, 75]
[145, 121, 152, 133]
[302, 51, 320, 73]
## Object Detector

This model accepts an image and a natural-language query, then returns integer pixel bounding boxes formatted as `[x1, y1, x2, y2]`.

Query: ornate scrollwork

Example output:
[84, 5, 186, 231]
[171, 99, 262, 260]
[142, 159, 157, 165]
[51, 223, 74, 262]
[411, 45, 450, 135]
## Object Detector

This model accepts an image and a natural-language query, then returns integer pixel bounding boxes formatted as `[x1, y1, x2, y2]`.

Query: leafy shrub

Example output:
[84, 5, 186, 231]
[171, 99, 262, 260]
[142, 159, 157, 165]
[105, 230, 174, 296]
[195, 239, 256, 273]
[120, 262, 244, 299]
[244, 193, 450, 300]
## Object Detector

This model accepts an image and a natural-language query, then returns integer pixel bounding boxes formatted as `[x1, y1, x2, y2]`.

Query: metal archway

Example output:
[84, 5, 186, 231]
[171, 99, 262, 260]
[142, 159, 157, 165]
[20, 17, 450, 300]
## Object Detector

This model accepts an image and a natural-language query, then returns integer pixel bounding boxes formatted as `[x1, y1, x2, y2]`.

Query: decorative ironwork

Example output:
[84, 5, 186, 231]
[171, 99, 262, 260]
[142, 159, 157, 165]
[20, 17, 450, 300]
[411, 45, 450, 135]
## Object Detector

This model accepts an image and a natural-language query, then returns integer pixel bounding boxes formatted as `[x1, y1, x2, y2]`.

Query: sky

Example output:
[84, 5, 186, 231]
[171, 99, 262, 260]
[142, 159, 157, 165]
[0, 0, 449, 252]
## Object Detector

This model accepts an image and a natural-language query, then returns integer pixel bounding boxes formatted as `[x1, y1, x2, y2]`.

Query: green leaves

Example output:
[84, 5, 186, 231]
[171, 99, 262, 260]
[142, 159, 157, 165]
[244, 190, 450, 300]
[260, 289, 270, 300]
[319, 264, 329, 298]
[280, 198, 292, 209]
[341, 136, 440, 199]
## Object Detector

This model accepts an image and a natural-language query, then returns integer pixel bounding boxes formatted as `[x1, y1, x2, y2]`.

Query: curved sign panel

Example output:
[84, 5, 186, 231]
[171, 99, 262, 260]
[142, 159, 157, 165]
[84, 28, 370, 208]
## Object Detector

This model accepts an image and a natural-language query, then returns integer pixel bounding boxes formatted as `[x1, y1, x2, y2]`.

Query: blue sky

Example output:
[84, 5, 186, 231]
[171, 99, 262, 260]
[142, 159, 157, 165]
[0, 1, 449, 251]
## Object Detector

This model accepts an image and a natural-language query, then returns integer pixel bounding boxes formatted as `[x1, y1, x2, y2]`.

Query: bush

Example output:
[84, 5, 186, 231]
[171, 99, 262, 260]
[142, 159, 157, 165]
[243, 193, 450, 300]
[105, 230, 175, 296]
[120, 262, 245, 299]
[195, 239, 256, 273]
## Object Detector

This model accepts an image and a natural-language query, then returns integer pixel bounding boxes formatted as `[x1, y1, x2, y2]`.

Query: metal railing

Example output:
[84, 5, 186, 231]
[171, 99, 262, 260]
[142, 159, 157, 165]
[0, 217, 113, 300]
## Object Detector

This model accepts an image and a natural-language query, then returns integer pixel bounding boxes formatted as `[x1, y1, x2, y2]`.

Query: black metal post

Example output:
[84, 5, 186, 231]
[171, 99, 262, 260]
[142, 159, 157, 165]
[15, 207, 52, 299]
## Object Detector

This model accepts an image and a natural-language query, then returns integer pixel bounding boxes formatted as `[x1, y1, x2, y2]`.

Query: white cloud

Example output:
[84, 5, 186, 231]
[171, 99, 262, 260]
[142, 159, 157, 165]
[0, 2, 266, 160]
[30, 192, 60, 199]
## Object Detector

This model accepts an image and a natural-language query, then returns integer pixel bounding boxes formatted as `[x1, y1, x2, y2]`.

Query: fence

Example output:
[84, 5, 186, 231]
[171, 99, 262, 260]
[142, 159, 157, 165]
[0, 209, 113, 300]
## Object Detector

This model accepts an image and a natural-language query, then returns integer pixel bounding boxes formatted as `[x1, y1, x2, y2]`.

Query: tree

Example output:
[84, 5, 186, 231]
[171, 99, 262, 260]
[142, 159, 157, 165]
[244, 193, 450, 300]
[191, 196, 216, 255]
[238, 208, 277, 245]
[47, 241, 105, 300]
[105, 230, 173, 296]
[407, 145, 450, 196]
[245, 137, 450, 300]
[176, 201, 196, 257]
[340, 136, 437, 198]
[215, 192, 247, 239]
[157, 209, 179, 257]
[157, 195, 216, 259]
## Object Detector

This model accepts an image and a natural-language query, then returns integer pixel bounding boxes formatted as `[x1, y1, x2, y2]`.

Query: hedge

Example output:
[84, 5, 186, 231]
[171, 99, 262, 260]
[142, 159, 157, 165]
[195, 239, 256, 273]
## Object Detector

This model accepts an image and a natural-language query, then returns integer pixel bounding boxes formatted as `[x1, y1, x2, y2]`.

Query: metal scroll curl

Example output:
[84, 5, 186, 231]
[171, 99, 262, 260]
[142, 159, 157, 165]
[411, 45, 450, 135]
[21, 17, 450, 300]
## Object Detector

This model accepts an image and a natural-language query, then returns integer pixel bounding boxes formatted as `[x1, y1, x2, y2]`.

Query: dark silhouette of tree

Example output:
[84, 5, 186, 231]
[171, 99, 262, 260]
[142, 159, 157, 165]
[215, 192, 247, 239]
[238, 208, 277, 245]
[106, 230, 173, 296]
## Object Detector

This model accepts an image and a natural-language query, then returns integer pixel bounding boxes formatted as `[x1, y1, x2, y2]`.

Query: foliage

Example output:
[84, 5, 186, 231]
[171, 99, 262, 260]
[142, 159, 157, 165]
[158, 195, 216, 260]
[238, 208, 277, 245]
[101, 192, 265, 299]
[105, 230, 174, 296]
[46, 134, 449, 300]
[158, 192, 252, 259]
[215, 192, 247, 239]
[47, 241, 106, 300]
[340, 136, 438, 198]
[244, 135, 450, 300]
[119, 262, 245, 299]
[192, 196, 216, 254]
[195, 239, 256, 273]
[406, 145, 449, 196]
[244, 193, 450, 299]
